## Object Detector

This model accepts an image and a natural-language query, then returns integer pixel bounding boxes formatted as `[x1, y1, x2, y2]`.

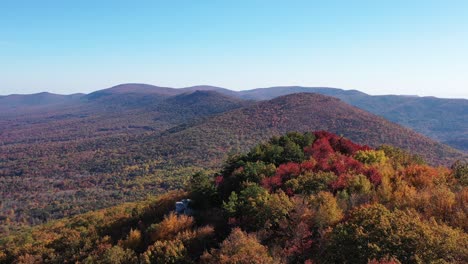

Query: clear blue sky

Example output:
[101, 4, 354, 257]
[1, 0, 467, 98]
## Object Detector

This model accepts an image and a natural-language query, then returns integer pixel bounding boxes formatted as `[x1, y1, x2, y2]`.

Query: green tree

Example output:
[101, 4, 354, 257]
[248, 142, 284, 165]
[223, 184, 292, 231]
[230, 183, 270, 230]
[452, 160, 468, 186]
[282, 138, 305, 163]
[189, 172, 218, 209]
[286, 171, 337, 195]
[241, 161, 276, 184]
[378, 145, 425, 167]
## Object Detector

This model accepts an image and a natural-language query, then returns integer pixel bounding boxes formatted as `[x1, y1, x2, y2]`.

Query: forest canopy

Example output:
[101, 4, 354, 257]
[1, 131, 467, 263]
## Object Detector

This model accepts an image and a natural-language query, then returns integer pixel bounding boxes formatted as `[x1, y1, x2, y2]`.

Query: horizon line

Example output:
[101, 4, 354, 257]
[1, 82, 467, 100]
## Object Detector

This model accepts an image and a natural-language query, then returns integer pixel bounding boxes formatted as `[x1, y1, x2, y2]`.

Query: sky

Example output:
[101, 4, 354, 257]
[1, 0, 467, 98]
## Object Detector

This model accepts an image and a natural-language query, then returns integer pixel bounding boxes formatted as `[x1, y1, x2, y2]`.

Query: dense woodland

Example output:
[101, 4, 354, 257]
[1, 131, 467, 263]
[0, 91, 465, 236]
[0, 90, 248, 232]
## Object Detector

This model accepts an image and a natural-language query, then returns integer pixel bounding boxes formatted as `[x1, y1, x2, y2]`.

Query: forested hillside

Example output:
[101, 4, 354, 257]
[0, 92, 465, 235]
[147, 93, 463, 167]
[237, 86, 468, 152]
[1, 131, 466, 263]
[0, 90, 250, 232]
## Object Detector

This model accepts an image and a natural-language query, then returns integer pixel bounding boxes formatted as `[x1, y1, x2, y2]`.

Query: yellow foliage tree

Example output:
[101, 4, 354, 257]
[147, 213, 194, 242]
[201, 228, 275, 264]
[309, 191, 343, 228]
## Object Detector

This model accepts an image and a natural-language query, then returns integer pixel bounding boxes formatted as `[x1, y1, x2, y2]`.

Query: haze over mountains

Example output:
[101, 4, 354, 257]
[2, 83, 467, 152]
[1, 83, 466, 229]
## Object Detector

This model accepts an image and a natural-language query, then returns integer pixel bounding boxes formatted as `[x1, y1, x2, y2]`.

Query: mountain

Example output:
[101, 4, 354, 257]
[0, 84, 238, 115]
[235, 86, 468, 152]
[147, 93, 463, 167]
[237, 86, 367, 100]
[346, 95, 468, 151]
[7, 83, 465, 152]
[0, 92, 84, 114]
[84, 83, 237, 100]
[0, 89, 250, 146]
[84, 83, 181, 100]
[181, 85, 240, 98]
[3, 83, 466, 152]
[159, 90, 249, 120]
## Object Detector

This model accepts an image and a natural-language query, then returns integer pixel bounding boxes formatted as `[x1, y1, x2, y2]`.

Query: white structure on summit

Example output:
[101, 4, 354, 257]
[175, 199, 193, 215]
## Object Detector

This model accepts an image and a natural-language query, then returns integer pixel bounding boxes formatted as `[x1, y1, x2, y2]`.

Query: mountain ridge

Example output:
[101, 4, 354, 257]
[145, 92, 464, 167]
[3, 83, 465, 151]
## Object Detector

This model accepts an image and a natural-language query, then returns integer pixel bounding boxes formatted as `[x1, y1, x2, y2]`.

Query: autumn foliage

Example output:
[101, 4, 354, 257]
[1, 131, 467, 263]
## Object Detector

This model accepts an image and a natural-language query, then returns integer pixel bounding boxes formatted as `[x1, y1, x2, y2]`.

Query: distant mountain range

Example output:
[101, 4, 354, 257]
[2, 83, 467, 151]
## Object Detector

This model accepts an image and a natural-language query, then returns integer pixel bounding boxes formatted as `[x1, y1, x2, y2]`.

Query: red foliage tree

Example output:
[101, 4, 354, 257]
[305, 137, 334, 161]
[276, 162, 301, 180]
[365, 167, 382, 186]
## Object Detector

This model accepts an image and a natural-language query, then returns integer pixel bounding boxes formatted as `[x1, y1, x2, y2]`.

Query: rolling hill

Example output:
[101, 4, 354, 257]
[144, 93, 464, 167]
[0, 92, 84, 114]
[0, 89, 250, 146]
[235, 86, 468, 152]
